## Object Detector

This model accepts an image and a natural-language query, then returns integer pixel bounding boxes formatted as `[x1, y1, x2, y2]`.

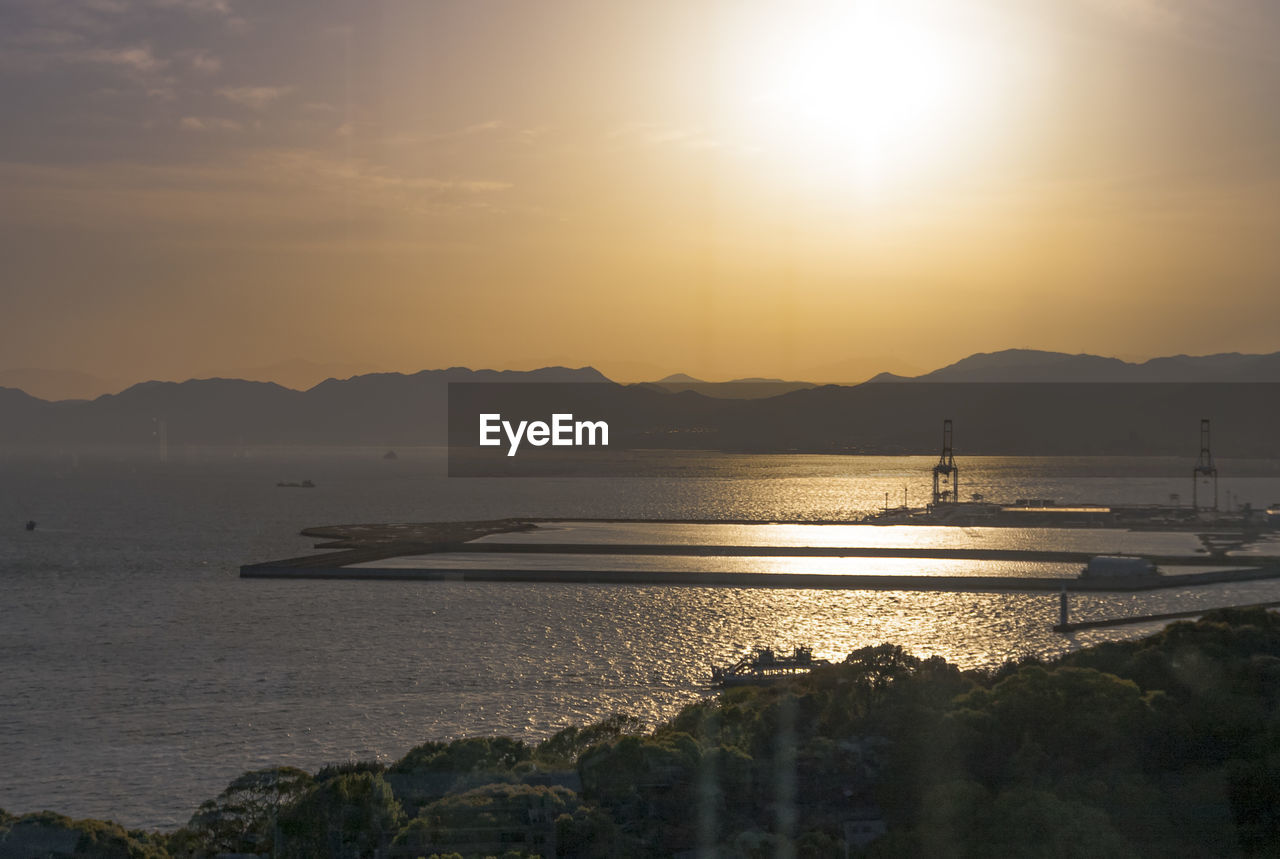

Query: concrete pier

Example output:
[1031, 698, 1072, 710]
[1054, 599, 1280, 633]
[240, 562, 1280, 592]
[241, 518, 1280, 594]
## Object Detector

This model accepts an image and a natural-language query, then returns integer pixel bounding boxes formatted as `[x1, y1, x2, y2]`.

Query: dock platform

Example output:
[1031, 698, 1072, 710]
[240, 518, 1280, 594]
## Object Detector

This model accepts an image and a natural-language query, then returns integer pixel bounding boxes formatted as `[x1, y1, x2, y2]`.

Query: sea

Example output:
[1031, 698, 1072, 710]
[3, 446, 1280, 830]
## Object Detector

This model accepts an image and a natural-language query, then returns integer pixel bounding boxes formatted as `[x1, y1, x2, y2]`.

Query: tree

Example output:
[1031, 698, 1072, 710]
[1, 810, 170, 859]
[534, 714, 644, 767]
[277, 772, 404, 859]
[178, 766, 312, 856]
[392, 736, 530, 775]
[395, 783, 582, 857]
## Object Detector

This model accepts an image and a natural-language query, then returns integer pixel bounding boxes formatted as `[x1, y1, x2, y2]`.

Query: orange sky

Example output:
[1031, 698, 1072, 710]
[3, 0, 1280, 385]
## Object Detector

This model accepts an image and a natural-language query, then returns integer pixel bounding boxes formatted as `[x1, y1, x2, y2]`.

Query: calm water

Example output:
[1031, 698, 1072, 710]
[3, 446, 1280, 829]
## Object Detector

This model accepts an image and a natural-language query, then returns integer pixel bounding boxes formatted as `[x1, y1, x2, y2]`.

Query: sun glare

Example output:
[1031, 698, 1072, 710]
[732, 0, 1019, 194]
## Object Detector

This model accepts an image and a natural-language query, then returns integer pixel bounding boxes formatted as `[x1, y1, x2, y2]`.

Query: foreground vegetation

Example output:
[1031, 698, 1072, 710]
[8, 607, 1280, 857]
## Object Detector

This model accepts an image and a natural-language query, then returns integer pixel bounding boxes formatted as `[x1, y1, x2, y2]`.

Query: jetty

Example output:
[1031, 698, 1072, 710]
[240, 517, 1280, 594]
[1054, 599, 1280, 634]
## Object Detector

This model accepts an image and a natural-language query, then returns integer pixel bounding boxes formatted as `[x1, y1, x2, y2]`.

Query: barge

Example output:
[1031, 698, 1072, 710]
[712, 646, 831, 687]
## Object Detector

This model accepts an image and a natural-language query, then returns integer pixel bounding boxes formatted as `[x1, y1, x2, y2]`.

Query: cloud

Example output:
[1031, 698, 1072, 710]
[0, 149, 516, 239]
[217, 85, 293, 110]
[151, 0, 233, 14]
[8, 28, 85, 49]
[458, 120, 504, 136]
[179, 116, 242, 132]
[80, 0, 131, 14]
[186, 50, 221, 74]
[81, 45, 165, 72]
[78, 0, 235, 15]
[378, 120, 506, 147]
[517, 126, 550, 144]
[260, 149, 513, 200]
[607, 122, 725, 151]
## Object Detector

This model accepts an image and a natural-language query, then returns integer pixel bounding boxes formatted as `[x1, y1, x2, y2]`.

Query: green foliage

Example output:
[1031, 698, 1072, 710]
[843, 643, 922, 691]
[393, 737, 531, 776]
[388, 737, 535, 815]
[277, 771, 404, 859]
[1, 810, 171, 858]
[177, 765, 312, 857]
[950, 666, 1152, 779]
[1056, 607, 1280, 769]
[395, 783, 580, 857]
[577, 731, 709, 853]
[554, 804, 620, 858]
[1227, 753, 1280, 854]
[882, 783, 1134, 859]
[317, 759, 388, 782]
[533, 713, 644, 767]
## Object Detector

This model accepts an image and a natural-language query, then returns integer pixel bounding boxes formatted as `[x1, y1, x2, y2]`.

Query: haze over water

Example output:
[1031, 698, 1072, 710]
[3, 447, 1280, 829]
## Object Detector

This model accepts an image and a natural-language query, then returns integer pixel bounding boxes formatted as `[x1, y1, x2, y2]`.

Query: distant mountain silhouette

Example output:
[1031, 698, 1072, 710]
[654, 374, 795, 384]
[0, 366, 609, 445]
[648, 375, 816, 399]
[923, 350, 1130, 382]
[0, 367, 122, 401]
[871, 349, 1280, 383]
[0, 386, 45, 408]
[1136, 352, 1280, 382]
[801, 355, 927, 385]
[192, 358, 380, 391]
[3, 357, 1279, 455]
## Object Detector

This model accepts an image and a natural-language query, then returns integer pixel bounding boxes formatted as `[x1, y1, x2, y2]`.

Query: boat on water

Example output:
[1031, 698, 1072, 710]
[712, 646, 830, 687]
[1079, 555, 1159, 580]
[276, 479, 315, 488]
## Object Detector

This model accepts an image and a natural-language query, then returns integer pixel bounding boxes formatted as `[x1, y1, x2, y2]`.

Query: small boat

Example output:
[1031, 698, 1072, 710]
[1079, 555, 1158, 579]
[382, 450, 398, 460]
[25, 520, 36, 531]
[712, 646, 830, 687]
[276, 479, 315, 488]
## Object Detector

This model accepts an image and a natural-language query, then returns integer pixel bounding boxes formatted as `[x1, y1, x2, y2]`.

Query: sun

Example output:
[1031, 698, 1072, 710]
[731, 0, 1017, 193]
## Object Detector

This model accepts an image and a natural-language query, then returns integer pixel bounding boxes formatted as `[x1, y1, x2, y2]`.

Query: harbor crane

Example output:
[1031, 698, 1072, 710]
[932, 419, 958, 506]
[1193, 418, 1218, 512]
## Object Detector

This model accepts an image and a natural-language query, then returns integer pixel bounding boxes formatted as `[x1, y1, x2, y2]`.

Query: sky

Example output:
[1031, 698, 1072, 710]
[3, 0, 1280, 387]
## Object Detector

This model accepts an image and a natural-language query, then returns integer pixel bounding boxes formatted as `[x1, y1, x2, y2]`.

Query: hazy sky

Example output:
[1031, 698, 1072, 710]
[3, 0, 1279, 384]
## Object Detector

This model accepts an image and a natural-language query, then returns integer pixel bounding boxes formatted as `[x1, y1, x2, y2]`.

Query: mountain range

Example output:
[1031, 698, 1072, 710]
[8, 349, 1280, 402]
[2, 351, 1279, 454]
[869, 349, 1280, 383]
[0, 367, 608, 446]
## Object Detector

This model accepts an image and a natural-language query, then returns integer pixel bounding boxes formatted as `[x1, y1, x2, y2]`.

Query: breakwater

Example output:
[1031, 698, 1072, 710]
[241, 518, 1280, 594]
[240, 561, 1280, 592]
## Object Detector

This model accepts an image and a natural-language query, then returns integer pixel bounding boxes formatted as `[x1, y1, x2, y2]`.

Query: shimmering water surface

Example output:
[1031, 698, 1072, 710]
[3, 447, 1280, 829]
[352, 551, 1088, 577]
[475, 521, 1210, 554]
